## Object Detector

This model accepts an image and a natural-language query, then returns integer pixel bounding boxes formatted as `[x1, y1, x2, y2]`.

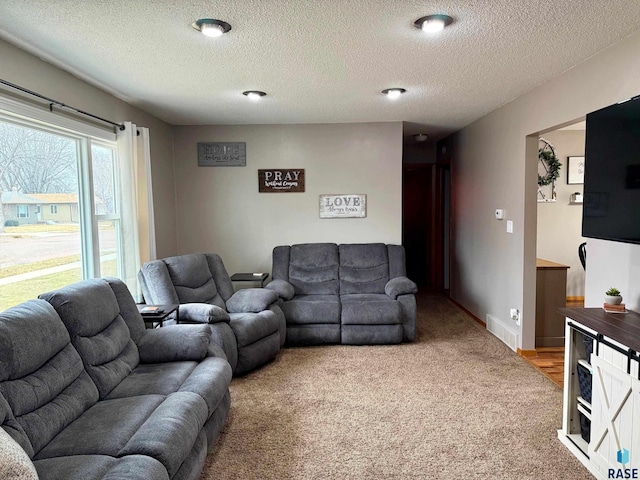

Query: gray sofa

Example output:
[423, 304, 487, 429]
[0, 277, 232, 480]
[267, 243, 418, 345]
[138, 253, 286, 375]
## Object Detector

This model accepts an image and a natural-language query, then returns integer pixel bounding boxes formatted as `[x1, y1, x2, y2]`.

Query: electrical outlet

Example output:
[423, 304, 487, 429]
[510, 308, 521, 326]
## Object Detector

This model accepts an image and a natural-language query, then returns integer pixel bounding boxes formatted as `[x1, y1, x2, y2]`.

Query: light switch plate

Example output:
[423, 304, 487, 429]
[506, 220, 513, 233]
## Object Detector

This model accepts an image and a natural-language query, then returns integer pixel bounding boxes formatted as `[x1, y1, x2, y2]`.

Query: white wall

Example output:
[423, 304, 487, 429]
[536, 129, 586, 297]
[444, 29, 640, 350]
[172, 122, 403, 274]
[0, 38, 178, 258]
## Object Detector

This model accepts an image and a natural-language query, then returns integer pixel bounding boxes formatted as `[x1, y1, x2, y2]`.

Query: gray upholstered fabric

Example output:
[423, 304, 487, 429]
[140, 253, 284, 375]
[105, 362, 198, 399]
[385, 276, 418, 299]
[179, 303, 230, 324]
[177, 357, 232, 416]
[40, 281, 140, 399]
[164, 254, 226, 308]
[281, 295, 341, 325]
[272, 243, 417, 346]
[226, 288, 278, 313]
[35, 455, 169, 480]
[202, 391, 231, 449]
[288, 243, 339, 295]
[271, 245, 291, 282]
[171, 430, 207, 480]
[208, 322, 238, 371]
[137, 325, 210, 363]
[285, 324, 341, 346]
[340, 294, 402, 325]
[234, 332, 280, 375]
[387, 244, 408, 278]
[341, 324, 403, 344]
[0, 299, 99, 455]
[265, 279, 295, 300]
[105, 277, 147, 343]
[138, 261, 180, 305]
[119, 392, 209, 478]
[0, 427, 37, 480]
[397, 294, 417, 342]
[339, 243, 389, 294]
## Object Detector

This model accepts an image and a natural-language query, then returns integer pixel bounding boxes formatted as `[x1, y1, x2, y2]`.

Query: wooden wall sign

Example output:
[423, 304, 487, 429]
[197, 142, 246, 166]
[319, 194, 367, 218]
[258, 169, 305, 193]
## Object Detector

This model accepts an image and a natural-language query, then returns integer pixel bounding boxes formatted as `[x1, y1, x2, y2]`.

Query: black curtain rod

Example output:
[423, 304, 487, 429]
[0, 79, 125, 132]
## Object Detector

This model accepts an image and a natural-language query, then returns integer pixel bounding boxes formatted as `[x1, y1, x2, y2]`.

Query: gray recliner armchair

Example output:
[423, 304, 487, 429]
[138, 253, 286, 375]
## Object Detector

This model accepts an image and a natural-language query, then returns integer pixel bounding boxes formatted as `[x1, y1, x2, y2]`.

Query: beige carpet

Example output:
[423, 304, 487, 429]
[201, 292, 590, 479]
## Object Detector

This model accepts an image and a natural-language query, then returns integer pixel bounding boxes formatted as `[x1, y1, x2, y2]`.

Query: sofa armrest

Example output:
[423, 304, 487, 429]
[265, 279, 295, 301]
[385, 277, 418, 299]
[179, 303, 230, 324]
[226, 288, 279, 313]
[138, 324, 211, 363]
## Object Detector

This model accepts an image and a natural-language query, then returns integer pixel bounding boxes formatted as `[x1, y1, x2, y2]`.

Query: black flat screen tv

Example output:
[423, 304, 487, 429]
[583, 96, 640, 245]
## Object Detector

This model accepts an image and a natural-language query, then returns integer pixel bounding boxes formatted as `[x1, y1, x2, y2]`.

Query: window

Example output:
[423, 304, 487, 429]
[16, 205, 29, 218]
[0, 103, 125, 311]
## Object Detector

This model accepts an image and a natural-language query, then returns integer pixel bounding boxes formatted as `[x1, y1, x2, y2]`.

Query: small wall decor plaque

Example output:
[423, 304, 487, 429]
[319, 194, 367, 218]
[258, 169, 305, 192]
[197, 142, 246, 167]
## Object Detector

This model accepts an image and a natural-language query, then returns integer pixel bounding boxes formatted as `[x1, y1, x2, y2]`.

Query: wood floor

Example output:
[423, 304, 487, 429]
[522, 297, 584, 389]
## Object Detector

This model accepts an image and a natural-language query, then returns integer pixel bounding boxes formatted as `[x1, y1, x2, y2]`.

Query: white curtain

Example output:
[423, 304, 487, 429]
[117, 122, 155, 299]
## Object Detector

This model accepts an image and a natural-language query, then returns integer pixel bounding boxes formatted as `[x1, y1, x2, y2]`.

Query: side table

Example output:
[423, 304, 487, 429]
[230, 272, 269, 288]
[136, 304, 179, 328]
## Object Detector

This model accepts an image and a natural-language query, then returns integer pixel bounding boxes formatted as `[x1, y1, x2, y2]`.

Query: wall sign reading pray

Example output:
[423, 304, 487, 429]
[258, 169, 305, 192]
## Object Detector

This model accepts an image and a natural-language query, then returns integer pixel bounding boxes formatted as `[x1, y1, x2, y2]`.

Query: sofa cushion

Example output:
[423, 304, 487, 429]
[281, 295, 341, 325]
[289, 243, 339, 295]
[34, 454, 169, 480]
[40, 280, 140, 399]
[0, 426, 38, 480]
[339, 244, 390, 294]
[0, 395, 32, 458]
[340, 294, 402, 325]
[164, 254, 226, 308]
[228, 311, 283, 347]
[0, 300, 99, 456]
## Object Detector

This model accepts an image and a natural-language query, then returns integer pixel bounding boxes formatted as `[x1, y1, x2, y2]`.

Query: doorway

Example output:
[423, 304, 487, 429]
[402, 163, 449, 290]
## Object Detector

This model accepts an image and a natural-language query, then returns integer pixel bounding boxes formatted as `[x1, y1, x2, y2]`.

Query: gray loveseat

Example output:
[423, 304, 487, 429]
[0, 277, 232, 480]
[267, 243, 418, 345]
[138, 253, 286, 376]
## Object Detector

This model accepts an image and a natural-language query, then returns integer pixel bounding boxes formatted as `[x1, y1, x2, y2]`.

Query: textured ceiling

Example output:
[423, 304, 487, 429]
[1, 1, 640, 139]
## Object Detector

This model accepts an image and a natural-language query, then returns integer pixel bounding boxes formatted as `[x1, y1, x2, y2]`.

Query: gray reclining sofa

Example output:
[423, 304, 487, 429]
[0, 277, 232, 480]
[267, 243, 418, 345]
[138, 253, 286, 375]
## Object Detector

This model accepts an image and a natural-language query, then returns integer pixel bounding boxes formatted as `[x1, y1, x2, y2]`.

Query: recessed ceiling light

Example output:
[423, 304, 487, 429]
[243, 91, 267, 100]
[414, 14, 453, 33]
[192, 18, 232, 37]
[382, 88, 406, 99]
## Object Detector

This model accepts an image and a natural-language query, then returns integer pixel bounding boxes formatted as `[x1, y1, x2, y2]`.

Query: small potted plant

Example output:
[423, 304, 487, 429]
[605, 287, 623, 305]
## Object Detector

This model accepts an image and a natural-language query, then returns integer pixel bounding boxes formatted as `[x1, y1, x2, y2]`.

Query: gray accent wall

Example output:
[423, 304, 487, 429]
[0, 38, 178, 259]
[444, 29, 640, 350]
[171, 123, 403, 275]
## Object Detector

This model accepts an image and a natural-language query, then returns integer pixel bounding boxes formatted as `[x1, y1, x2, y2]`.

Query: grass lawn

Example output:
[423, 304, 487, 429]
[0, 259, 118, 311]
[0, 254, 81, 279]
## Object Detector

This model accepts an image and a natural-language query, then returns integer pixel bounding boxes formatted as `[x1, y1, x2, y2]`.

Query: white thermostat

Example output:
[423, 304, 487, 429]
[495, 209, 505, 220]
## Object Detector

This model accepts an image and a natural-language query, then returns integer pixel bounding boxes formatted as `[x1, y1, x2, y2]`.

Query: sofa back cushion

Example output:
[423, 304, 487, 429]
[40, 279, 140, 399]
[0, 300, 99, 455]
[339, 243, 390, 294]
[164, 254, 227, 308]
[288, 243, 340, 295]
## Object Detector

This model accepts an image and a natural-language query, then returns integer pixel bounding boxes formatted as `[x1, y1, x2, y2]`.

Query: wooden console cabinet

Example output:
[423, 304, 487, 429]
[536, 258, 570, 347]
[558, 308, 640, 479]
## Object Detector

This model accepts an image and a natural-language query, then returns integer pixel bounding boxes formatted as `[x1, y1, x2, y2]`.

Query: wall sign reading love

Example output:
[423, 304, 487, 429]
[319, 194, 367, 218]
[258, 169, 305, 193]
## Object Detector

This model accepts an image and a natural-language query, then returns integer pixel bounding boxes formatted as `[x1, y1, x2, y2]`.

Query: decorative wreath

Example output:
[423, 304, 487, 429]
[538, 138, 561, 186]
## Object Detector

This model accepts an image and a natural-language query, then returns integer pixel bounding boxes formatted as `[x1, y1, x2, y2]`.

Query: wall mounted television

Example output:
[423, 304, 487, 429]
[583, 95, 640, 245]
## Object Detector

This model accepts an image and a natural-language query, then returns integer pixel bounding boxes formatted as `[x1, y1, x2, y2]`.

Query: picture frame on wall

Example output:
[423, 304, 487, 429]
[567, 156, 585, 184]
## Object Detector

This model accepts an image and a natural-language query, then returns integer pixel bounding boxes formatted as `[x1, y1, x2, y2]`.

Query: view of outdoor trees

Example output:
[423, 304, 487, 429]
[0, 119, 119, 311]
